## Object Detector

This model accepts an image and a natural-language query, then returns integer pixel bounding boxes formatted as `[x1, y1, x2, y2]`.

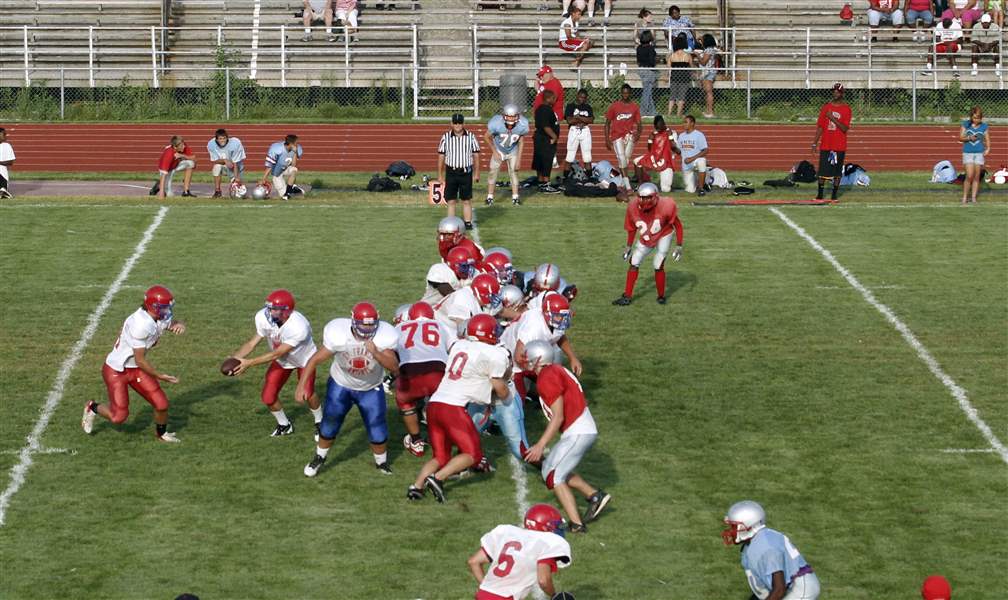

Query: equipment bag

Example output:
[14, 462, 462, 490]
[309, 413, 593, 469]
[385, 160, 416, 179]
[563, 182, 620, 197]
[840, 163, 870, 187]
[791, 160, 817, 183]
[367, 174, 402, 192]
[931, 160, 956, 183]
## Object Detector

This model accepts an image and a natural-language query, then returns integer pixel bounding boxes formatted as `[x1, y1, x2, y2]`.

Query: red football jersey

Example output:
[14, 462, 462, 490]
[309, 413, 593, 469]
[816, 102, 852, 152]
[157, 143, 191, 172]
[605, 100, 641, 141]
[536, 364, 588, 434]
[648, 129, 675, 170]
[624, 196, 683, 248]
[532, 78, 565, 121]
[438, 236, 485, 262]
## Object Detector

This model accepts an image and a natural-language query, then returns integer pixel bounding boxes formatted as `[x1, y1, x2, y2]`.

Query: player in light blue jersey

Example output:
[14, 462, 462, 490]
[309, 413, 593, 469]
[483, 104, 530, 206]
[208, 128, 247, 198]
[260, 134, 304, 200]
[722, 501, 820, 600]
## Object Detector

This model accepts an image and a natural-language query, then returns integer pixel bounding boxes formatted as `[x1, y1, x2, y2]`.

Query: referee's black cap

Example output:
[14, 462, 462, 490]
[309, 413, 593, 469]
[451, 113, 465, 124]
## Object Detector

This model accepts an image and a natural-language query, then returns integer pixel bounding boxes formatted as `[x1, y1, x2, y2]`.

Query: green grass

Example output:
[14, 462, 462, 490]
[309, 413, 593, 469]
[0, 195, 1005, 599]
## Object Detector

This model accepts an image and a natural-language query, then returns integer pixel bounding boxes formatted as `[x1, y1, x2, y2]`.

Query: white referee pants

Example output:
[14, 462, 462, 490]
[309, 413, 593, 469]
[565, 126, 592, 164]
[613, 134, 635, 188]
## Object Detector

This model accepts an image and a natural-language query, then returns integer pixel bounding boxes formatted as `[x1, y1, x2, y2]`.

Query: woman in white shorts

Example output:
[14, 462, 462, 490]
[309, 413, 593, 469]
[959, 105, 990, 204]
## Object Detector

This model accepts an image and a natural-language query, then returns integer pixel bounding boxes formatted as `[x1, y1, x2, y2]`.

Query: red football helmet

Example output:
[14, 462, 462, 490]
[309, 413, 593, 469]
[524, 503, 565, 535]
[542, 292, 572, 332]
[350, 301, 380, 340]
[446, 245, 476, 280]
[470, 273, 502, 309]
[265, 289, 295, 326]
[143, 285, 174, 321]
[466, 313, 501, 344]
[482, 251, 514, 285]
[407, 301, 435, 320]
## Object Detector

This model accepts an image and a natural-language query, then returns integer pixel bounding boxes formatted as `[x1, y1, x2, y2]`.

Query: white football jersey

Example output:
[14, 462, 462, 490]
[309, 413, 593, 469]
[500, 309, 563, 355]
[253, 309, 317, 369]
[430, 339, 510, 407]
[322, 318, 398, 391]
[422, 262, 461, 306]
[105, 307, 170, 371]
[434, 287, 484, 335]
[478, 524, 571, 600]
[396, 316, 454, 366]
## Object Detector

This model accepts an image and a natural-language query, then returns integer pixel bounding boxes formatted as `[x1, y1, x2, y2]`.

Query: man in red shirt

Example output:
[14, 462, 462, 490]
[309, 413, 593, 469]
[150, 135, 196, 198]
[604, 83, 642, 190]
[632, 115, 677, 192]
[613, 182, 684, 306]
[532, 65, 565, 122]
[811, 83, 852, 201]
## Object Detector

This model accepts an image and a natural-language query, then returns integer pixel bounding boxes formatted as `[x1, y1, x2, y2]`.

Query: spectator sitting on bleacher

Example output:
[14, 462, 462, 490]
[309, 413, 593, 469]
[971, 13, 1002, 76]
[904, 0, 934, 42]
[868, 0, 905, 42]
[943, 0, 983, 35]
[634, 8, 654, 46]
[335, 0, 360, 43]
[560, 7, 593, 67]
[301, 0, 334, 42]
[663, 5, 696, 50]
[923, 16, 964, 75]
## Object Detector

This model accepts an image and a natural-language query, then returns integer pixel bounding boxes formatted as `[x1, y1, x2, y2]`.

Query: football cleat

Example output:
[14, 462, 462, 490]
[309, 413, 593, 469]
[583, 490, 612, 523]
[212, 190, 222, 198]
[271, 423, 294, 437]
[512, 196, 522, 206]
[612, 295, 632, 306]
[304, 454, 326, 477]
[376, 461, 393, 475]
[157, 432, 181, 443]
[288, 184, 305, 195]
[148, 182, 160, 196]
[657, 296, 667, 305]
[81, 401, 97, 434]
[424, 475, 446, 503]
[180, 190, 196, 198]
[407, 485, 424, 501]
[485, 195, 494, 206]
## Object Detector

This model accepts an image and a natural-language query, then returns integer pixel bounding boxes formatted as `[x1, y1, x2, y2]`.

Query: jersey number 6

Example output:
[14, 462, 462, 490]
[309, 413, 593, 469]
[492, 541, 523, 577]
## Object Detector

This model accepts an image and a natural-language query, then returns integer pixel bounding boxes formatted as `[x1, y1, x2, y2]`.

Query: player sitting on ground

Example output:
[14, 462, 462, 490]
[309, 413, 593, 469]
[395, 301, 455, 457]
[633, 115, 677, 193]
[468, 503, 573, 600]
[150, 136, 196, 198]
[408, 314, 513, 503]
[226, 289, 323, 439]
[298, 302, 399, 477]
[260, 134, 305, 201]
[82, 285, 186, 443]
[613, 182, 684, 306]
[522, 339, 610, 534]
[207, 128, 247, 198]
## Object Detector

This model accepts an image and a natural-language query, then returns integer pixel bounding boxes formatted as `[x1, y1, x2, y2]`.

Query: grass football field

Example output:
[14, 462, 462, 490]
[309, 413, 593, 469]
[0, 186, 1005, 599]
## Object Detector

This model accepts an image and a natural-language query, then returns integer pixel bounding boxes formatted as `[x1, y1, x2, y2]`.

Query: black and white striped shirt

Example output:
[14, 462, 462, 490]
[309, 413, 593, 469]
[438, 130, 480, 169]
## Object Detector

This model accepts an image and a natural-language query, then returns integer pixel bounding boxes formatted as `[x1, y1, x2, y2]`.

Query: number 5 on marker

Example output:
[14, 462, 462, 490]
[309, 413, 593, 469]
[429, 181, 444, 205]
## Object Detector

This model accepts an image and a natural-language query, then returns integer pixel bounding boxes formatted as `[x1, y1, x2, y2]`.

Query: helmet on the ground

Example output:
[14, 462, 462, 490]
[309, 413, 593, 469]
[229, 181, 248, 199]
[251, 183, 271, 200]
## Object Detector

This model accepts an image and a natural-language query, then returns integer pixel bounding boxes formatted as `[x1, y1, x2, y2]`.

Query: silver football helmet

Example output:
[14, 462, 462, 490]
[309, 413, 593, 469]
[532, 263, 561, 292]
[437, 216, 465, 236]
[485, 246, 513, 261]
[637, 182, 659, 197]
[251, 184, 270, 200]
[722, 500, 766, 546]
[393, 303, 412, 325]
[502, 103, 521, 126]
[499, 284, 525, 310]
[524, 339, 556, 370]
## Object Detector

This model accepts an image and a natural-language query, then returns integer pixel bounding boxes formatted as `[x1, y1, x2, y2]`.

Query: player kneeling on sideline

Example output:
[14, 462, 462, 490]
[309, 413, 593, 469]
[298, 302, 399, 477]
[226, 289, 323, 439]
[408, 314, 512, 503]
[395, 301, 455, 457]
[613, 182, 684, 306]
[82, 285, 186, 442]
[722, 501, 821, 600]
[633, 115, 677, 193]
[261, 134, 304, 201]
[150, 136, 196, 198]
[207, 128, 247, 198]
[468, 503, 573, 600]
[523, 340, 610, 534]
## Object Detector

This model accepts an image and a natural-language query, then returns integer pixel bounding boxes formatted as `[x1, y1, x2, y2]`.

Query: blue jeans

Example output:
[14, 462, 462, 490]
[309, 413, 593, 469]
[906, 9, 933, 25]
[639, 68, 657, 116]
[467, 386, 528, 460]
[320, 377, 388, 443]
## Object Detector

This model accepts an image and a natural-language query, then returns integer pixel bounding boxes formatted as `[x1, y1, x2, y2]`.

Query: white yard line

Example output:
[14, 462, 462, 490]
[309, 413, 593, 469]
[940, 448, 998, 454]
[770, 207, 1008, 466]
[0, 206, 170, 527]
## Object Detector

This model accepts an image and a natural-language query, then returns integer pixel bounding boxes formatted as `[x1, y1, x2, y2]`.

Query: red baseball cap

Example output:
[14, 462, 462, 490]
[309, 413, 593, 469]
[537, 65, 553, 77]
[921, 575, 951, 600]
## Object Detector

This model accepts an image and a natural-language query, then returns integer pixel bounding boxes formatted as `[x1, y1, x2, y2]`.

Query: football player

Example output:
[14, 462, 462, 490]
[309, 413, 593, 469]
[722, 501, 821, 600]
[82, 285, 186, 443]
[632, 115, 678, 193]
[468, 503, 572, 600]
[207, 128, 247, 198]
[395, 301, 455, 457]
[297, 302, 399, 477]
[434, 273, 502, 336]
[437, 215, 485, 262]
[921, 575, 952, 600]
[523, 263, 578, 312]
[423, 244, 475, 306]
[613, 182, 684, 306]
[226, 289, 322, 438]
[480, 251, 515, 287]
[260, 134, 304, 201]
[408, 314, 512, 503]
[484, 104, 530, 206]
[522, 340, 610, 534]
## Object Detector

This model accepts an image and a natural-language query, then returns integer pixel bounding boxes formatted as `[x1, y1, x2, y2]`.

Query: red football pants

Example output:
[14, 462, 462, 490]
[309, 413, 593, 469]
[102, 363, 168, 424]
[262, 361, 315, 406]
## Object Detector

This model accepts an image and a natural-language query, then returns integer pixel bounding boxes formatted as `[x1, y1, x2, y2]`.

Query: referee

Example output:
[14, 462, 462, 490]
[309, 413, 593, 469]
[437, 113, 481, 230]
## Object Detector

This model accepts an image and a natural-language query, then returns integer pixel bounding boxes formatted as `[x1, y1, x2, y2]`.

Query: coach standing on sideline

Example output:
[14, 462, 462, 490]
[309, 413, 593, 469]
[811, 83, 852, 201]
[437, 114, 481, 231]
[0, 127, 14, 199]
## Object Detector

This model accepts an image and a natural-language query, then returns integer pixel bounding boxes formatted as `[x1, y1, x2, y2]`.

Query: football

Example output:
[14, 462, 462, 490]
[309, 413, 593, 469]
[220, 357, 241, 376]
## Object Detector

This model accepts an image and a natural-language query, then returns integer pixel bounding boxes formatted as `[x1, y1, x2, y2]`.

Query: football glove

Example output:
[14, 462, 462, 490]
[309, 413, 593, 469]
[622, 245, 632, 262]
[671, 245, 683, 262]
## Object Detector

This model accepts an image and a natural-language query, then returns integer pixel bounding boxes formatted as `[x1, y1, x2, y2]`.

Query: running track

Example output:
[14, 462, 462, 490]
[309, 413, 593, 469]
[5, 124, 1005, 172]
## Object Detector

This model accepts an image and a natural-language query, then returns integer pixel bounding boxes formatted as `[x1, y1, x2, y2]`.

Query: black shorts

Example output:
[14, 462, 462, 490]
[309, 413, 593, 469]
[444, 167, 473, 201]
[818, 150, 845, 179]
[532, 137, 556, 177]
